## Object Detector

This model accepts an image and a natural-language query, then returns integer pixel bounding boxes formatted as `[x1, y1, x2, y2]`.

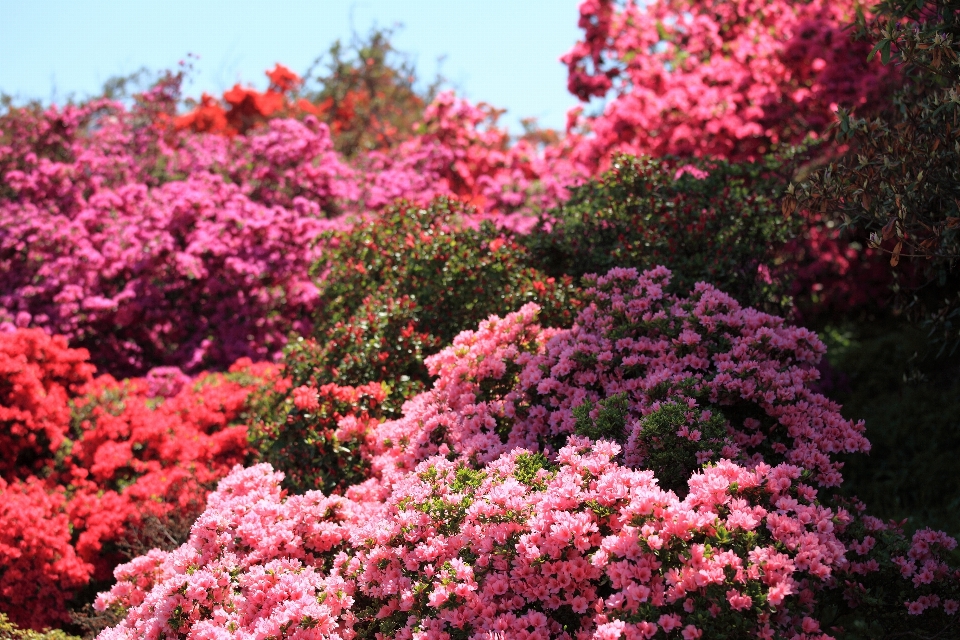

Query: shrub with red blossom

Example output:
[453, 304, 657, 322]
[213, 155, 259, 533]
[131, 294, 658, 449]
[174, 64, 303, 136]
[0, 329, 280, 630]
[95, 268, 960, 639]
[0, 478, 91, 633]
[0, 329, 96, 478]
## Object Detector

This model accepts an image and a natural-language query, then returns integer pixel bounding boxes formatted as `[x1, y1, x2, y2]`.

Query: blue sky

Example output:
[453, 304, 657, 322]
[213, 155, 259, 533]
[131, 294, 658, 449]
[1, 0, 586, 133]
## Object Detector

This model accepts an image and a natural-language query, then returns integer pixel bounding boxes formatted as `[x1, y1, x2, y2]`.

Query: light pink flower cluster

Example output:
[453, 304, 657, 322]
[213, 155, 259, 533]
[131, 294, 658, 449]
[95, 446, 956, 639]
[94, 464, 376, 640]
[365, 266, 868, 490]
[95, 268, 959, 637]
[332, 444, 856, 639]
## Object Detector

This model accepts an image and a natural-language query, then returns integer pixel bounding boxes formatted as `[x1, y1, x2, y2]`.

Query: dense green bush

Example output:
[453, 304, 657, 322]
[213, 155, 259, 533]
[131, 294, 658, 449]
[0, 614, 79, 640]
[318, 200, 576, 345]
[524, 154, 800, 313]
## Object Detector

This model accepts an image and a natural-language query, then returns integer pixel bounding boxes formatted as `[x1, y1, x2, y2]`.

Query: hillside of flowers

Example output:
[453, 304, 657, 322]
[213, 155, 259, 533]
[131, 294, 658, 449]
[2, 0, 960, 638]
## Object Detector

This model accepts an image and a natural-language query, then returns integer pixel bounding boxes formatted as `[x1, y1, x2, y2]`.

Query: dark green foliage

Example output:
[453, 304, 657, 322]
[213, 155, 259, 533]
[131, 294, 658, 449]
[573, 393, 629, 441]
[525, 154, 799, 313]
[284, 196, 577, 405]
[280, 294, 436, 417]
[313, 197, 577, 358]
[573, 392, 728, 496]
[822, 319, 960, 538]
[633, 401, 728, 496]
[796, 0, 960, 350]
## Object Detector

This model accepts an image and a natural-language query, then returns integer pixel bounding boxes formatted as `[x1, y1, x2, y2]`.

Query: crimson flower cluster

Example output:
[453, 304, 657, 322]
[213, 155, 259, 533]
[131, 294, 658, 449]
[0, 329, 280, 629]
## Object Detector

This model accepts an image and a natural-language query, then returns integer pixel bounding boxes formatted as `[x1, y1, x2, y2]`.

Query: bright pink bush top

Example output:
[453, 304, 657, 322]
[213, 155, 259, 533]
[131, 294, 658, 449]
[364, 266, 868, 491]
[0, 83, 586, 376]
[562, 0, 896, 169]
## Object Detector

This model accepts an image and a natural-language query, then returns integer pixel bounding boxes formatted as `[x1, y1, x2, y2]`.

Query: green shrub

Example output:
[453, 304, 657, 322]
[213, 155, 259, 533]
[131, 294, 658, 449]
[525, 154, 799, 313]
[796, 0, 960, 351]
[0, 614, 80, 640]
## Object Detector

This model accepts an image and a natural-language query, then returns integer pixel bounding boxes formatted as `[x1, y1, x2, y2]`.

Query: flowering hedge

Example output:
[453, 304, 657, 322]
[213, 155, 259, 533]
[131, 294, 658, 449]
[94, 268, 960, 638]
[0, 70, 585, 377]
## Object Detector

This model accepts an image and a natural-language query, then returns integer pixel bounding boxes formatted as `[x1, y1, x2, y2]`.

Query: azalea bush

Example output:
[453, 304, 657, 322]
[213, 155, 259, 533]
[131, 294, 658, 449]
[562, 0, 896, 168]
[0, 329, 280, 630]
[94, 268, 960, 639]
[0, 93, 352, 376]
[0, 60, 585, 378]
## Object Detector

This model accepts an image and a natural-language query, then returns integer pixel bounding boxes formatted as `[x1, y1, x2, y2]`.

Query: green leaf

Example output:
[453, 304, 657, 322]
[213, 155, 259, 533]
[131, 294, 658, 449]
[868, 39, 889, 63]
